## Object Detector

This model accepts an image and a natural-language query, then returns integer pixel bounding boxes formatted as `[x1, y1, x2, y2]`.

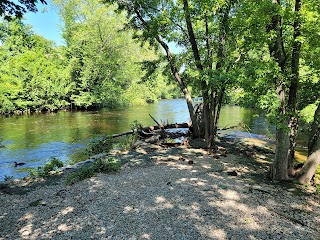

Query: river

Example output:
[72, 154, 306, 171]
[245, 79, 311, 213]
[0, 99, 285, 181]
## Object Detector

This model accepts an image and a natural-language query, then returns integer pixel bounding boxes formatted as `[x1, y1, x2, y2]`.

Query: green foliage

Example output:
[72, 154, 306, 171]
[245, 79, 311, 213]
[300, 103, 318, 123]
[81, 120, 141, 160]
[93, 158, 121, 172]
[0, 20, 72, 114]
[0, 3, 174, 114]
[84, 134, 139, 161]
[29, 157, 64, 177]
[112, 135, 139, 152]
[53, 0, 174, 109]
[0, 0, 45, 20]
[84, 137, 114, 157]
[314, 167, 320, 194]
[66, 157, 120, 185]
[131, 120, 143, 132]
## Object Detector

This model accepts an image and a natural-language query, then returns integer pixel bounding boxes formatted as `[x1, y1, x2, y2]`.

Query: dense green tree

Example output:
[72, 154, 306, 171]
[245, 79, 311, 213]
[105, 0, 241, 148]
[54, 0, 174, 109]
[0, 2, 176, 113]
[104, 0, 319, 180]
[0, 19, 72, 113]
[227, 0, 319, 181]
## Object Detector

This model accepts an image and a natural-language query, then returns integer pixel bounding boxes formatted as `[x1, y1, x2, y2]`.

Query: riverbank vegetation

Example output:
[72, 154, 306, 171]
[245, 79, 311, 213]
[0, 3, 180, 114]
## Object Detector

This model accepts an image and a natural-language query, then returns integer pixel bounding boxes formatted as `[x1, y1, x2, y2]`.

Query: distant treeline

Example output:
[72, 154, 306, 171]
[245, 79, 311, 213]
[0, 7, 181, 114]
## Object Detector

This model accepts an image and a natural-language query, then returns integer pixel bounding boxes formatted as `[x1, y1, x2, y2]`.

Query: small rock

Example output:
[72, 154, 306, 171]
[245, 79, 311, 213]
[29, 199, 46, 207]
[227, 170, 238, 176]
[188, 160, 194, 164]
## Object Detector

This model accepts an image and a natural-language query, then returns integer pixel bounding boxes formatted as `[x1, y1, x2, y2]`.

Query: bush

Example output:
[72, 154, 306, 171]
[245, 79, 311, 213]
[29, 157, 64, 177]
[79, 120, 142, 165]
[84, 137, 114, 157]
[66, 157, 121, 185]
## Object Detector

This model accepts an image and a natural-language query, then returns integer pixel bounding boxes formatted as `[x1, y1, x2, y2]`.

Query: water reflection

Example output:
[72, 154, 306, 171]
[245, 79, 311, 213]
[0, 99, 274, 180]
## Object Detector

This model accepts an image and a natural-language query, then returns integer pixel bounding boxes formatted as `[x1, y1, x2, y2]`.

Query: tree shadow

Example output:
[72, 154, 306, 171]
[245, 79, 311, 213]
[1, 145, 320, 239]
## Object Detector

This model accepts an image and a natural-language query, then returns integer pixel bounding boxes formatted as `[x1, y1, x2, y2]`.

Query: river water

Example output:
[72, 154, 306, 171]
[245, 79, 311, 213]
[0, 99, 278, 181]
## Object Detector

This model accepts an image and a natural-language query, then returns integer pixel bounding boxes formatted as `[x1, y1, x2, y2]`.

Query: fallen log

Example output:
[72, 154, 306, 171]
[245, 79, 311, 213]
[109, 123, 235, 139]
[109, 130, 136, 138]
[141, 123, 191, 132]
[104, 123, 191, 139]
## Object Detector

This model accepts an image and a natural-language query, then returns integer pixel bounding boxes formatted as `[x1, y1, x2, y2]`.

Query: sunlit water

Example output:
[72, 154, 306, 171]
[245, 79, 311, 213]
[0, 99, 290, 181]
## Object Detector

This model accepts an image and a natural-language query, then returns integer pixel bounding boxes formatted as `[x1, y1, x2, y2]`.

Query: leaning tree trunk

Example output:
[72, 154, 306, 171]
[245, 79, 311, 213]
[155, 34, 201, 137]
[296, 150, 320, 185]
[133, 8, 200, 137]
[296, 102, 320, 184]
[308, 102, 320, 155]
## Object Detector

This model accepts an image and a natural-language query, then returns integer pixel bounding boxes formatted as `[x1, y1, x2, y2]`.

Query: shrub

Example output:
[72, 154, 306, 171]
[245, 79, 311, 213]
[66, 157, 121, 185]
[79, 121, 141, 165]
[29, 157, 64, 177]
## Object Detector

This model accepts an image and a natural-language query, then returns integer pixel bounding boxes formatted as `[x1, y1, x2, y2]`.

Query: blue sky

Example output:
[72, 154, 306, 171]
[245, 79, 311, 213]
[23, 1, 64, 45]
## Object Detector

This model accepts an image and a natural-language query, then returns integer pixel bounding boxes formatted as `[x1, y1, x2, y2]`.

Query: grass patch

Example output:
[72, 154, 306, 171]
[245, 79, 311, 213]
[29, 157, 64, 177]
[66, 157, 121, 185]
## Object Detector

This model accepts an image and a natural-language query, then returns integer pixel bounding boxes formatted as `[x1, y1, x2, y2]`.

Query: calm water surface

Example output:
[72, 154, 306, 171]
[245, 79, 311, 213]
[0, 99, 273, 180]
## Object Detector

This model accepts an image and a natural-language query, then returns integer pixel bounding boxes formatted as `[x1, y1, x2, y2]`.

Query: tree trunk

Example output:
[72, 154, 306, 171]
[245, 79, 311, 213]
[271, 126, 290, 180]
[295, 102, 320, 185]
[183, 0, 214, 145]
[296, 150, 320, 185]
[308, 102, 320, 155]
[155, 34, 201, 137]
[183, 0, 232, 148]
[133, 8, 200, 137]
[267, 0, 290, 181]
[287, 0, 302, 177]
[271, 81, 290, 181]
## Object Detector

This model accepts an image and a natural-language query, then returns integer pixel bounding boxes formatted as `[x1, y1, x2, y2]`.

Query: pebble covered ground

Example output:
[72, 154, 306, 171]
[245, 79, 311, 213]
[1, 142, 320, 240]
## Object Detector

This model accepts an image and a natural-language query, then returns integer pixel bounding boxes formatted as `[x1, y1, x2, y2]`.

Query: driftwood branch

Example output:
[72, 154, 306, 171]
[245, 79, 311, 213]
[149, 114, 162, 128]
[142, 123, 191, 132]
[109, 130, 135, 138]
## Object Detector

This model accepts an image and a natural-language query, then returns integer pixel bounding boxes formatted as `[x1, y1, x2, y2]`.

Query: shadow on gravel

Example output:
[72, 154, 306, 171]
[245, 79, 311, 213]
[1, 144, 320, 239]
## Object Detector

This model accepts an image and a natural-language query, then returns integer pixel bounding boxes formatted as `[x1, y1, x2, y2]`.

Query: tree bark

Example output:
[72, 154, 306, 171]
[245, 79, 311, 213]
[154, 34, 201, 137]
[296, 150, 320, 185]
[133, 8, 201, 137]
[267, 0, 290, 181]
[271, 126, 290, 180]
[308, 102, 320, 156]
[182, 0, 203, 71]
[182, 0, 232, 148]
[288, 0, 302, 177]
[183, 0, 215, 147]
[295, 102, 320, 185]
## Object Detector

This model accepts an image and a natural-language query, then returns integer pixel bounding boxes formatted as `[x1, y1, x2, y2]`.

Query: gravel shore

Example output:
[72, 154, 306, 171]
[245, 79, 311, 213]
[1, 143, 320, 240]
